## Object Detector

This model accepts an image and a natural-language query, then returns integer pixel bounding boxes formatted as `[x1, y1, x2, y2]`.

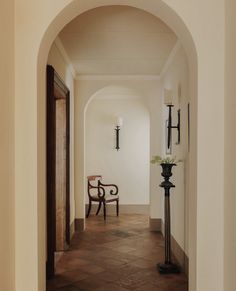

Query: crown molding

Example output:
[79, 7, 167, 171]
[76, 74, 160, 81]
[54, 37, 77, 78]
[159, 40, 181, 79]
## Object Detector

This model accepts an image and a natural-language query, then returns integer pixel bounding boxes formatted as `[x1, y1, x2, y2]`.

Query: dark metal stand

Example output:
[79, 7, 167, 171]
[115, 126, 120, 150]
[157, 163, 181, 274]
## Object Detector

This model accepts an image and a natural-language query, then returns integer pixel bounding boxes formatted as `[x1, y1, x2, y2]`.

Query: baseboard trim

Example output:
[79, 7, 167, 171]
[85, 204, 149, 215]
[75, 218, 85, 232]
[171, 234, 189, 276]
[70, 220, 75, 240]
[149, 218, 162, 231]
[161, 220, 189, 275]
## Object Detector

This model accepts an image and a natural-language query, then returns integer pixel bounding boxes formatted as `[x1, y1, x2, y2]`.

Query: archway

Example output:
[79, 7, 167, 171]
[15, 1, 218, 291]
[37, 3, 197, 287]
[84, 85, 150, 223]
[37, 3, 197, 291]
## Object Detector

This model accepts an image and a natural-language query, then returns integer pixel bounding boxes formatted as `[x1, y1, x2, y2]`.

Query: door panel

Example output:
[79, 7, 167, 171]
[55, 98, 67, 251]
[46, 65, 70, 279]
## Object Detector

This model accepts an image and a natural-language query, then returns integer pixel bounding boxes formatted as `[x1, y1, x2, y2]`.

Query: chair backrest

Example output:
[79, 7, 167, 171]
[87, 175, 102, 182]
[87, 175, 119, 199]
[87, 175, 102, 199]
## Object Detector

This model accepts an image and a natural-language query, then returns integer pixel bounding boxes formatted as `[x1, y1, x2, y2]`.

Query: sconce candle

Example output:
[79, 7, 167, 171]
[164, 89, 173, 105]
[116, 117, 123, 127]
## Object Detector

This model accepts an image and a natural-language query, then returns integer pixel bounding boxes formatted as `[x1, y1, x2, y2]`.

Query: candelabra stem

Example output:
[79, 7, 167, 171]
[157, 163, 180, 274]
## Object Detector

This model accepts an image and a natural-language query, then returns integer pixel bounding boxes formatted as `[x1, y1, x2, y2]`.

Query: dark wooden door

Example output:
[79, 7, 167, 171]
[46, 65, 70, 279]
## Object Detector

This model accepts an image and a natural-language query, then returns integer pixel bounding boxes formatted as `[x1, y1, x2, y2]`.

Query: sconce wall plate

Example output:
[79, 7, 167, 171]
[114, 117, 123, 151]
[167, 105, 180, 149]
[115, 126, 120, 151]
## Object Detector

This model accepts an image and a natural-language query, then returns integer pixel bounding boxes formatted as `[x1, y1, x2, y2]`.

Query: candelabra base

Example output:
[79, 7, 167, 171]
[157, 262, 181, 274]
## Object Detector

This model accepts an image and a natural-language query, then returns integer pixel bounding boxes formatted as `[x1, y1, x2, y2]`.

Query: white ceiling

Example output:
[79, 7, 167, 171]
[59, 6, 177, 76]
[92, 86, 143, 100]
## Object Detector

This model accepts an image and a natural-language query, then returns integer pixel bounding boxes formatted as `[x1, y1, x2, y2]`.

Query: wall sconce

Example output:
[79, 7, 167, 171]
[115, 117, 123, 151]
[164, 89, 180, 149]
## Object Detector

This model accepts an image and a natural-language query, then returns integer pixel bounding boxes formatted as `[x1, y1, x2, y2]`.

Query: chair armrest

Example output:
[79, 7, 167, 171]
[88, 185, 105, 198]
[98, 186, 106, 198]
[98, 181, 119, 195]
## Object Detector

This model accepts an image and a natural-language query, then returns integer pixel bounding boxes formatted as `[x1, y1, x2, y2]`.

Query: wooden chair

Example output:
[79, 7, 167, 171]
[86, 175, 119, 220]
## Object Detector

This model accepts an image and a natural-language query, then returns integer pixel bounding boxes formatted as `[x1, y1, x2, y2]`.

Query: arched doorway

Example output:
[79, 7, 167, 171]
[15, 1, 224, 291]
[38, 4, 197, 288]
[84, 85, 150, 222]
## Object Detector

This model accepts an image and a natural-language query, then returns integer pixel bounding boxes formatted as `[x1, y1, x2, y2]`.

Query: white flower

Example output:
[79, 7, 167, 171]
[150, 155, 182, 164]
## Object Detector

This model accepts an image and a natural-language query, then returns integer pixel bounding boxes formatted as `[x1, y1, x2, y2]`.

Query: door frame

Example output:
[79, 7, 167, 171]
[46, 65, 70, 279]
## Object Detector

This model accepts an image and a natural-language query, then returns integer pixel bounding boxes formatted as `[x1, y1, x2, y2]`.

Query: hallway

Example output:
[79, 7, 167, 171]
[47, 214, 188, 291]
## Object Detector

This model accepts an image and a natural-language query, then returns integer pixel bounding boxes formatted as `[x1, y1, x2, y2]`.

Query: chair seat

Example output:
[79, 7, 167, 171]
[90, 194, 119, 201]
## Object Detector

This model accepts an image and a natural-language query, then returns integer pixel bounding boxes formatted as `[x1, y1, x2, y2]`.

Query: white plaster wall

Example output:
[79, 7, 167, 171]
[225, 0, 236, 290]
[85, 98, 150, 205]
[0, 1, 15, 291]
[13, 1, 225, 291]
[160, 46, 189, 254]
[148, 84, 163, 219]
[47, 42, 75, 224]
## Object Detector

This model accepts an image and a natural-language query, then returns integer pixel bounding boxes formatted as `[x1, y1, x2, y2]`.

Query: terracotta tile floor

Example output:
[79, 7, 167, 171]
[47, 214, 188, 291]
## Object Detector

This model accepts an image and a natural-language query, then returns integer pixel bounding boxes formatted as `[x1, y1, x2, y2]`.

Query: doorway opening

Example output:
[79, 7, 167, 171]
[84, 86, 150, 222]
[46, 6, 190, 289]
[35, 3, 199, 291]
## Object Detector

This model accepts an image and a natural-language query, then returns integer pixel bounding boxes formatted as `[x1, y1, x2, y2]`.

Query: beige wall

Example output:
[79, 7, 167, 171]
[13, 1, 225, 291]
[148, 83, 163, 219]
[0, 1, 15, 291]
[160, 45, 189, 255]
[225, 0, 236, 290]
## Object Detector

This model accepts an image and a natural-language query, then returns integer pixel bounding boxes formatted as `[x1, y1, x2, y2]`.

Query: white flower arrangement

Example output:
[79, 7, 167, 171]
[150, 155, 181, 165]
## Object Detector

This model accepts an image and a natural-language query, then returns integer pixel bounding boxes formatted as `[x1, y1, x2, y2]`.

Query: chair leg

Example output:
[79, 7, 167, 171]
[116, 200, 119, 217]
[86, 200, 92, 218]
[96, 202, 102, 215]
[103, 202, 106, 220]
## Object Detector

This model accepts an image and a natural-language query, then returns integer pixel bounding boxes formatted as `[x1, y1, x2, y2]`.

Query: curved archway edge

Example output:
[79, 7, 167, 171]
[14, 1, 225, 291]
